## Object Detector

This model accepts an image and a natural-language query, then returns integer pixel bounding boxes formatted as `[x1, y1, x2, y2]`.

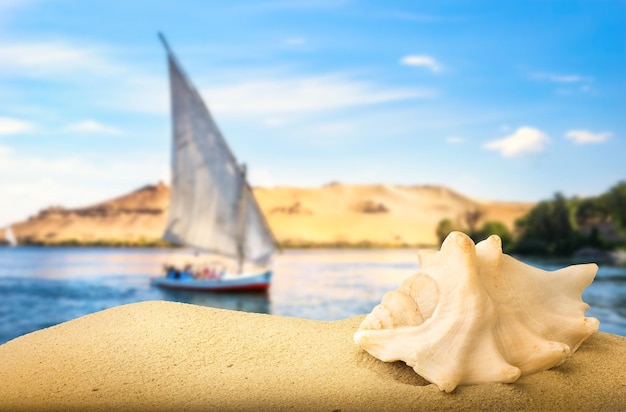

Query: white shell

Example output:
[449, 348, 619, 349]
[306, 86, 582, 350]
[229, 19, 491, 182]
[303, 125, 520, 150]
[354, 231, 599, 392]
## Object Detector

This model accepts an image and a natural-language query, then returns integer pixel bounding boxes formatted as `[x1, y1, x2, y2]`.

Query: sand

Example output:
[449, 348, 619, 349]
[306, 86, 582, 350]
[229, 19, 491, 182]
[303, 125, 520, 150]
[0, 301, 623, 411]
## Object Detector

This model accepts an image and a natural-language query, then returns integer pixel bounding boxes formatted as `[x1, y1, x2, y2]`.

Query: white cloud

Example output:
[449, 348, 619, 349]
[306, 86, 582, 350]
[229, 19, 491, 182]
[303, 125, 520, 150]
[107, 69, 434, 118]
[233, 0, 349, 12]
[0, 117, 34, 135]
[484, 126, 550, 157]
[400, 55, 443, 73]
[64, 120, 123, 135]
[446, 136, 464, 144]
[531, 72, 592, 83]
[0, 41, 120, 77]
[0, 38, 433, 122]
[565, 130, 612, 144]
[203, 74, 432, 116]
[264, 117, 286, 126]
[0, 38, 171, 121]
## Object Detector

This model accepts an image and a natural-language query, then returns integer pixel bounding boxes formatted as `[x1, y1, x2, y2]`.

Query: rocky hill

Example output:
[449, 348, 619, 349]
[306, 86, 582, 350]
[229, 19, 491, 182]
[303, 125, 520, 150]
[2, 182, 534, 247]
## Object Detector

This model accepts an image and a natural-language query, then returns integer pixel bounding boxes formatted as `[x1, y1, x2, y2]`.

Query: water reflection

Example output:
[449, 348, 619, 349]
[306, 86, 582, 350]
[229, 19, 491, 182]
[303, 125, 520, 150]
[160, 290, 270, 315]
[270, 249, 420, 321]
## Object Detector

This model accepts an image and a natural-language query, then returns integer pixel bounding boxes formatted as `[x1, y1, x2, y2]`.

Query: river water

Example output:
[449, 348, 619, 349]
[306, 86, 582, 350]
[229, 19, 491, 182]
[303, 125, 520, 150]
[0, 247, 624, 344]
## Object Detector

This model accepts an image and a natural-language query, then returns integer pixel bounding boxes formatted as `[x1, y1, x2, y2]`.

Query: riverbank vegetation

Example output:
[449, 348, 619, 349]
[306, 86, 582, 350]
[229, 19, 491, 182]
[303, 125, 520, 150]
[437, 181, 626, 257]
[14, 237, 174, 248]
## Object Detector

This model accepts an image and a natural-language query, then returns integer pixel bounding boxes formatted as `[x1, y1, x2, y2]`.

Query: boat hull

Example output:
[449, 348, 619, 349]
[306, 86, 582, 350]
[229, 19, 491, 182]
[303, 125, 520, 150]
[151, 270, 272, 292]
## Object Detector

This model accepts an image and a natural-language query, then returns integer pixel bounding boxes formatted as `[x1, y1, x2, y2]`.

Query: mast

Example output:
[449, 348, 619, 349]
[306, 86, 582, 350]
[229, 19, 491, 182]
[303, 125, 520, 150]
[158, 32, 173, 56]
[236, 164, 248, 274]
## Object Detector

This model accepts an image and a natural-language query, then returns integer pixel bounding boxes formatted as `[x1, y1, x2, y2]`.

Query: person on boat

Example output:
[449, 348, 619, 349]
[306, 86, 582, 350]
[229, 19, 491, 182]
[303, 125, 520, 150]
[199, 266, 214, 280]
[164, 264, 182, 280]
[197, 267, 208, 279]
[206, 267, 218, 280]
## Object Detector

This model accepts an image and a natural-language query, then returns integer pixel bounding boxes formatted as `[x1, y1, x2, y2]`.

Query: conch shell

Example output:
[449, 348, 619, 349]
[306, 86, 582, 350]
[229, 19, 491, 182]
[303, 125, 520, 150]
[354, 231, 599, 392]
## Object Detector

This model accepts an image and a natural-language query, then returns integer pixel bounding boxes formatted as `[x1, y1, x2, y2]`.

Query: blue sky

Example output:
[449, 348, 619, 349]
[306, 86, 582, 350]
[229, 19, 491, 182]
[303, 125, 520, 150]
[0, 0, 625, 226]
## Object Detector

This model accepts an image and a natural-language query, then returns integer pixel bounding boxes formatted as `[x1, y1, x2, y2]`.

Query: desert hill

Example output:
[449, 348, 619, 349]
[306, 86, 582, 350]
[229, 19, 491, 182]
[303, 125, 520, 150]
[4, 183, 170, 246]
[2, 182, 534, 247]
[254, 183, 533, 246]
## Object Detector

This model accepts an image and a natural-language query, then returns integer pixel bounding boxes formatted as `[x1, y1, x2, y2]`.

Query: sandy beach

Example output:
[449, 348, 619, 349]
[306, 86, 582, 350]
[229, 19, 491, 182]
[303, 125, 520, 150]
[0, 300, 623, 411]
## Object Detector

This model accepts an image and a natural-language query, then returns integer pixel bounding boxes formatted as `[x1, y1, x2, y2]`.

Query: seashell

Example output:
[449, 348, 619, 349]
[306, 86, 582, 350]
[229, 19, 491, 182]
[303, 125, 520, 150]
[354, 231, 599, 392]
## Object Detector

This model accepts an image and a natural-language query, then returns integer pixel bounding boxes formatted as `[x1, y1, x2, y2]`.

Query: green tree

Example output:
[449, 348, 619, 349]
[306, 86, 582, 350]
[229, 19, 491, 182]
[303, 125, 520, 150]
[464, 208, 484, 234]
[575, 197, 608, 226]
[513, 193, 579, 255]
[510, 181, 626, 256]
[436, 218, 458, 245]
[473, 221, 513, 251]
[605, 181, 626, 230]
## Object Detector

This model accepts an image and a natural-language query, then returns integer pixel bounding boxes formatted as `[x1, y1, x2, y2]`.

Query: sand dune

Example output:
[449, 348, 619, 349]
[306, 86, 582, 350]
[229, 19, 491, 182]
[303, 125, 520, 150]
[0, 301, 623, 411]
[256, 183, 533, 246]
[3, 182, 534, 247]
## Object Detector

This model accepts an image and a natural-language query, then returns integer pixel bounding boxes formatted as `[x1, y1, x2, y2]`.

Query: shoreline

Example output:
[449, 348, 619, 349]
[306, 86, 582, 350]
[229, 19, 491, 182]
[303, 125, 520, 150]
[0, 301, 624, 411]
[1, 239, 438, 249]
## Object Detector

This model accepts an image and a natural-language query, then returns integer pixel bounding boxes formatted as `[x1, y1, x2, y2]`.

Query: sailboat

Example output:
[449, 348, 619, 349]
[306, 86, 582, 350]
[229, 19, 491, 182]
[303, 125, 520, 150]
[151, 33, 277, 292]
[4, 226, 17, 247]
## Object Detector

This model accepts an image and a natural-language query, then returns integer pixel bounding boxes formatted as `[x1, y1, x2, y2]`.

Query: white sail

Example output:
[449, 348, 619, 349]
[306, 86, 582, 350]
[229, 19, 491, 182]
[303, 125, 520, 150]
[161, 40, 276, 266]
[5, 226, 17, 247]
